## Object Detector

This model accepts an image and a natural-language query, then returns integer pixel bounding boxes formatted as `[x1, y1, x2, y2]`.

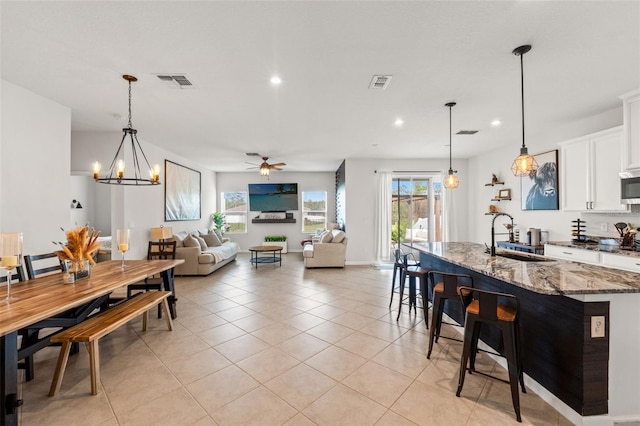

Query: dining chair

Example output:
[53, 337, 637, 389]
[0, 265, 36, 380]
[127, 241, 177, 318]
[19, 252, 107, 381]
[24, 252, 63, 280]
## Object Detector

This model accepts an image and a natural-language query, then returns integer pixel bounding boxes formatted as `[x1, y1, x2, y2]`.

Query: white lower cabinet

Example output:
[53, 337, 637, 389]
[544, 244, 600, 264]
[545, 243, 640, 272]
[600, 252, 640, 273]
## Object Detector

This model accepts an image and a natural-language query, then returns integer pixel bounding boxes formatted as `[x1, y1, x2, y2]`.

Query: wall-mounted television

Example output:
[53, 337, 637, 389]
[248, 183, 298, 212]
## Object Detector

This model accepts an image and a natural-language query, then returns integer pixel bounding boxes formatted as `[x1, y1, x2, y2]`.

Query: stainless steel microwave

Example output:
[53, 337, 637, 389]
[621, 175, 640, 204]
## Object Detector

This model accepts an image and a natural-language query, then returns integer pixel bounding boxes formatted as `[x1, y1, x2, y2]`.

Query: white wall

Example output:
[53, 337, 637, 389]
[344, 158, 469, 264]
[468, 105, 633, 244]
[71, 131, 217, 260]
[1, 80, 71, 255]
[216, 172, 336, 252]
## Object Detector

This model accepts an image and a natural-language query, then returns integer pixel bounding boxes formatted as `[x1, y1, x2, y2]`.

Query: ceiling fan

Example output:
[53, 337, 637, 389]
[245, 154, 286, 176]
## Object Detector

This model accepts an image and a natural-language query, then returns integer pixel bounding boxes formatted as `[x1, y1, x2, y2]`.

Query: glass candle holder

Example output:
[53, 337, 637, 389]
[116, 229, 130, 270]
[0, 232, 23, 302]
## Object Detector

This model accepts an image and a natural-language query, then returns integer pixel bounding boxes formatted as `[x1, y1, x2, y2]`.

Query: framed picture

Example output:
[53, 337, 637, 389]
[521, 150, 559, 210]
[498, 189, 511, 199]
[165, 160, 201, 221]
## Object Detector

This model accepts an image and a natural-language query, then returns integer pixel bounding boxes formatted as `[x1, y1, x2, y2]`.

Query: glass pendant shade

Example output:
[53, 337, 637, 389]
[511, 147, 539, 176]
[260, 163, 270, 176]
[444, 170, 459, 189]
[511, 44, 537, 177]
[444, 101, 458, 189]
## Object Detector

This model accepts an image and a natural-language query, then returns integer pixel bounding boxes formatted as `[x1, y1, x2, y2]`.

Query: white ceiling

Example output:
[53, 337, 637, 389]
[2, 1, 639, 173]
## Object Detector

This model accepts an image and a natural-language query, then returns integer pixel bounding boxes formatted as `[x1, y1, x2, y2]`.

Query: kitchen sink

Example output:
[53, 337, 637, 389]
[495, 252, 554, 262]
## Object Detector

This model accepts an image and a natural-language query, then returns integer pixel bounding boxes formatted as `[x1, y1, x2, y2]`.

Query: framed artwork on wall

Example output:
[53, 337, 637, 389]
[521, 149, 559, 210]
[165, 160, 201, 221]
[498, 189, 511, 199]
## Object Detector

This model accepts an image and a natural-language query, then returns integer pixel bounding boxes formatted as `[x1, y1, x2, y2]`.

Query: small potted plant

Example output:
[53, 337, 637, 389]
[211, 212, 225, 233]
[263, 235, 288, 253]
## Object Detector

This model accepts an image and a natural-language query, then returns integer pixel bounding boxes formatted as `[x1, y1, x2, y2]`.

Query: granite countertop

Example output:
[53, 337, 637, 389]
[545, 240, 640, 257]
[410, 242, 640, 295]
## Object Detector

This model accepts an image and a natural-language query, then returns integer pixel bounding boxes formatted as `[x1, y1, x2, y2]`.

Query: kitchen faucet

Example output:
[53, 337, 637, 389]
[489, 212, 514, 257]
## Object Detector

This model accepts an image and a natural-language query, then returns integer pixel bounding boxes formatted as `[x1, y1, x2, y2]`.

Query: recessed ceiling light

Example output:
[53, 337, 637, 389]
[270, 76, 282, 85]
[491, 119, 501, 126]
[394, 118, 404, 127]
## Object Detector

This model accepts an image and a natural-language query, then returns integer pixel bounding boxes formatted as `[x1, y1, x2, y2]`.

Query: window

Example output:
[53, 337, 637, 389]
[302, 191, 327, 233]
[391, 175, 441, 246]
[221, 192, 247, 233]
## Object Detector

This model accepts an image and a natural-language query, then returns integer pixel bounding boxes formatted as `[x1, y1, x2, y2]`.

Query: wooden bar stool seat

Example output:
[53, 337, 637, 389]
[456, 287, 526, 422]
[426, 271, 474, 359]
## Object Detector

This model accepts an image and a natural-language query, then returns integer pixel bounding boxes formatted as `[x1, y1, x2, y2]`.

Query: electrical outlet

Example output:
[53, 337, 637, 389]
[600, 223, 608, 232]
[591, 316, 605, 338]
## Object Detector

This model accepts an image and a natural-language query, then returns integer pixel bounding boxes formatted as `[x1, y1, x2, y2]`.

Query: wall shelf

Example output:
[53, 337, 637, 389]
[485, 181, 504, 186]
[251, 218, 296, 224]
[491, 197, 512, 202]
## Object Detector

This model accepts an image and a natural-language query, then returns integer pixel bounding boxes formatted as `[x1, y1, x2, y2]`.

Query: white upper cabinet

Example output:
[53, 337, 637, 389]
[620, 89, 640, 171]
[559, 126, 627, 211]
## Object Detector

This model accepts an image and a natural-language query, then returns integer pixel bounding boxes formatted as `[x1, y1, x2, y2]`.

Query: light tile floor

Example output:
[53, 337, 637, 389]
[18, 253, 572, 425]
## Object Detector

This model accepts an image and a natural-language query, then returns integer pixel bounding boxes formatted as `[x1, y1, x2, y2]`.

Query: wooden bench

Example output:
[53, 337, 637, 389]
[48, 291, 173, 397]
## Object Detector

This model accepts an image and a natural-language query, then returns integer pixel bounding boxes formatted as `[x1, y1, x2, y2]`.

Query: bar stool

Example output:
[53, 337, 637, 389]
[426, 271, 473, 359]
[388, 249, 419, 308]
[397, 264, 432, 327]
[456, 287, 526, 422]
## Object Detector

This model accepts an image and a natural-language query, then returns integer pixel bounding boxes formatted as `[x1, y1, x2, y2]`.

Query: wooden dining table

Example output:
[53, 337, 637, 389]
[0, 259, 183, 426]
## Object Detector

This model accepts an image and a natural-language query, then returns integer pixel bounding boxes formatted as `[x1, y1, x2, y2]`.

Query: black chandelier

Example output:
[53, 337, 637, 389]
[93, 75, 160, 185]
[443, 102, 459, 189]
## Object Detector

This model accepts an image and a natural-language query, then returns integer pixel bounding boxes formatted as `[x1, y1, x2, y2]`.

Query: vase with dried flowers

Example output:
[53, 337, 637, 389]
[53, 225, 102, 280]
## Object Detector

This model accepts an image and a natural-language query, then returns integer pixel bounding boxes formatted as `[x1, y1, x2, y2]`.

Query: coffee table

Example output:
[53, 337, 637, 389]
[248, 245, 283, 268]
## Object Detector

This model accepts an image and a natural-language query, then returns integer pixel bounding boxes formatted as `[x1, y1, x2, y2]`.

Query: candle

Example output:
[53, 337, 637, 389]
[116, 159, 125, 179]
[1, 255, 18, 268]
[118, 243, 129, 252]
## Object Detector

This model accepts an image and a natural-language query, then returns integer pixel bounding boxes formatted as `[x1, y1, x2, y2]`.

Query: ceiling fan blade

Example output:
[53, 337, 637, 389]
[269, 162, 286, 168]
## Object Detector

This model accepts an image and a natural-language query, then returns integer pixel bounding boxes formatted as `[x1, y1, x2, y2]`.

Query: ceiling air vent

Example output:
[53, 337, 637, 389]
[244, 152, 261, 157]
[156, 74, 194, 89]
[457, 130, 478, 135]
[368, 75, 392, 90]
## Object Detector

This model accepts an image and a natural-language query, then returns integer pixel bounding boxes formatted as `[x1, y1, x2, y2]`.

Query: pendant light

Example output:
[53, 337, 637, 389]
[444, 102, 459, 189]
[93, 75, 161, 185]
[511, 45, 538, 176]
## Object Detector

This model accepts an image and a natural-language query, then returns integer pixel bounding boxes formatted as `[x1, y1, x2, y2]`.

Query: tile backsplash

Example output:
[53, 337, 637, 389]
[583, 208, 640, 238]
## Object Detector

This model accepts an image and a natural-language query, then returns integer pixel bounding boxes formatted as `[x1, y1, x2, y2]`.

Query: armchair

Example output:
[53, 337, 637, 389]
[303, 229, 347, 268]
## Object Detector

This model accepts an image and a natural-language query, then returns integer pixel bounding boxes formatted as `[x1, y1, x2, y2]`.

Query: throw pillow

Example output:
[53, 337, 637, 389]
[194, 235, 208, 250]
[202, 233, 222, 247]
[214, 230, 224, 242]
[183, 235, 200, 249]
[320, 230, 333, 243]
[331, 230, 346, 243]
[167, 236, 183, 248]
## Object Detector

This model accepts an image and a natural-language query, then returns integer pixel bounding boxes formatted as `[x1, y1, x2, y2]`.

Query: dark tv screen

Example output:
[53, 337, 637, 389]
[248, 183, 299, 212]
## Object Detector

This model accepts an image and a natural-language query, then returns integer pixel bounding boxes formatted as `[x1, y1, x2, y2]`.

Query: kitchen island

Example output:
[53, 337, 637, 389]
[409, 242, 640, 426]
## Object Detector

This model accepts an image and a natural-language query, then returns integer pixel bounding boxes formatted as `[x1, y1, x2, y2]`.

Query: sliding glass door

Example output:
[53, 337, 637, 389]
[391, 175, 441, 248]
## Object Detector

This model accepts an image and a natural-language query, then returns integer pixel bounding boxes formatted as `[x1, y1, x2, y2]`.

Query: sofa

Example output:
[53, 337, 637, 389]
[169, 230, 239, 276]
[303, 229, 348, 268]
